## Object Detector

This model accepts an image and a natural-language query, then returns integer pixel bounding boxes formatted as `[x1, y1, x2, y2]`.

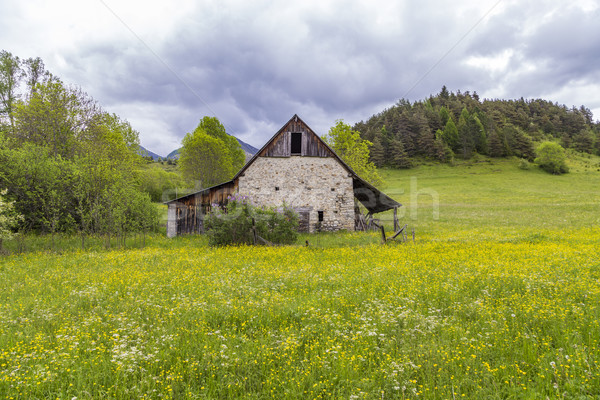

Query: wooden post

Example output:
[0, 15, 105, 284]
[412, 228, 415, 243]
[390, 224, 407, 240]
[252, 218, 257, 245]
[393, 207, 398, 231]
[380, 224, 386, 244]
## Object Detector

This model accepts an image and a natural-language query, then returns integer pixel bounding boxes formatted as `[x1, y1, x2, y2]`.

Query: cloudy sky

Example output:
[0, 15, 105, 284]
[1, 0, 599, 156]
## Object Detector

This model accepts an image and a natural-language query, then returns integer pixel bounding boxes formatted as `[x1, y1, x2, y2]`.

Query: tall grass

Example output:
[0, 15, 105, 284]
[1, 235, 599, 398]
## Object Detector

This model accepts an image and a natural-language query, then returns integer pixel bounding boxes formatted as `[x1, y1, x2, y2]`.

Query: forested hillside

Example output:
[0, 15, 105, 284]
[355, 86, 600, 168]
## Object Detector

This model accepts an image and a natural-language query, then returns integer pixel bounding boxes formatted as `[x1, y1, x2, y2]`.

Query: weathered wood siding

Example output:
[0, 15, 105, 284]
[261, 119, 331, 158]
[172, 181, 237, 235]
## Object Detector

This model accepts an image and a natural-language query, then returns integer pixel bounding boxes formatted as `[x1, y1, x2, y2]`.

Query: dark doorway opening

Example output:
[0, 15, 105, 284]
[291, 132, 302, 154]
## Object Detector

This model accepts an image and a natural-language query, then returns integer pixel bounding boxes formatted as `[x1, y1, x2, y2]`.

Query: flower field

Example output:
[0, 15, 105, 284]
[1, 227, 599, 399]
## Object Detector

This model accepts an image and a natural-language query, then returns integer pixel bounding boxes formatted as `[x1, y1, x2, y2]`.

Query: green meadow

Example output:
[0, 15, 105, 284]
[1, 156, 600, 399]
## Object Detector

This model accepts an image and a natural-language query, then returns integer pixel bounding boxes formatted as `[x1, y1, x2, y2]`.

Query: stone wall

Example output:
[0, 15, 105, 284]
[237, 156, 355, 232]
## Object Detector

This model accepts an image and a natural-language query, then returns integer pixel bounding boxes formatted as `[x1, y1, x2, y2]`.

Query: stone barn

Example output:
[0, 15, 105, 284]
[166, 115, 400, 237]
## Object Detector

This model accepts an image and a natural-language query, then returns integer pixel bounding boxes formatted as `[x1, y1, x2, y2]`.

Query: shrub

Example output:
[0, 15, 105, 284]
[518, 158, 531, 170]
[534, 142, 569, 174]
[205, 195, 298, 246]
[0, 189, 23, 252]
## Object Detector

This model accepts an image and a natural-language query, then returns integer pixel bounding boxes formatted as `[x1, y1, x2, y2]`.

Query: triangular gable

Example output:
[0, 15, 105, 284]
[233, 114, 337, 179]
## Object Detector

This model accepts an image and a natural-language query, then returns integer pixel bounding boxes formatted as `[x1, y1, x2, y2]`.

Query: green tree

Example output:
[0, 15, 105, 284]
[487, 130, 506, 157]
[323, 120, 383, 187]
[390, 138, 412, 169]
[572, 129, 595, 153]
[197, 116, 245, 171]
[471, 114, 488, 155]
[0, 50, 23, 130]
[179, 117, 245, 188]
[13, 80, 99, 158]
[23, 56, 53, 97]
[0, 53, 157, 246]
[0, 188, 23, 252]
[434, 130, 454, 163]
[439, 85, 450, 100]
[441, 117, 459, 151]
[369, 135, 386, 167]
[439, 106, 450, 126]
[180, 128, 235, 188]
[504, 124, 535, 160]
[534, 142, 569, 174]
[457, 108, 474, 158]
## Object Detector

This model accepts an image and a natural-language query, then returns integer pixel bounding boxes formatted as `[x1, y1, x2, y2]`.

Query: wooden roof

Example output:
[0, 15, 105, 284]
[167, 114, 401, 214]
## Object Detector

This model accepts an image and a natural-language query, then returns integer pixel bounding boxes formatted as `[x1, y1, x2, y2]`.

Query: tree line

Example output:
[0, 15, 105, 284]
[0, 50, 159, 248]
[355, 86, 600, 168]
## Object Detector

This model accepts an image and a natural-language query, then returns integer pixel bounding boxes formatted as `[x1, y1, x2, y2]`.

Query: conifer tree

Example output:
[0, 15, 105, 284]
[390, 138, 412, 169]
[442, 117, 459, 151]
[370, 135, 386, 167]
[487, 130, 505, 157]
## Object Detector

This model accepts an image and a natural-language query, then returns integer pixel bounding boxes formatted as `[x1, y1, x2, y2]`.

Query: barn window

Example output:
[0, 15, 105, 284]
[318, 211, 324, 222]
[291, 132, 302, 154]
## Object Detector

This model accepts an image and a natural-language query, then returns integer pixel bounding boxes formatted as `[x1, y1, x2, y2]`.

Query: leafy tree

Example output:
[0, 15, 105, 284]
[196, 116, 245, 170]
[0, 52, 158, 247]
[13, 80, 100, 158]
[0, 188, 23, 252]
[22, 56, 53, 97]
[323, 120, 383, 187]
[136, 164, 186, 202]
[0, 50, 23, 130]
[180, 128, 235, 187]
[534, 142, 569, 174]
[179, 117, 245, 188]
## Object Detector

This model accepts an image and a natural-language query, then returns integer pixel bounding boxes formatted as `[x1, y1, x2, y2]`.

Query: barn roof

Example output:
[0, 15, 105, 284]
[167, 114, 401, 214]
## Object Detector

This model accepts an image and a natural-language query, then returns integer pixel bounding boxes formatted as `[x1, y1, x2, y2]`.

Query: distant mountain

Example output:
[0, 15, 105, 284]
[138, 145, 163, 160]
[237, 138, 259, 155]
[166, 148, 180, 160]
[164, 138, 258, 160]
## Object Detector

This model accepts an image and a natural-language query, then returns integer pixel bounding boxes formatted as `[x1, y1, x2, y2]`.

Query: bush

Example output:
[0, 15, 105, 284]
[534, 142, 569, 174]
[205, 195, 298, 246]
[518, 158, 531, 170]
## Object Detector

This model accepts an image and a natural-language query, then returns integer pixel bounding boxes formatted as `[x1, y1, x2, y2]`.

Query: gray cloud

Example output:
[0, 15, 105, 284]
[2, 0, 598, 155]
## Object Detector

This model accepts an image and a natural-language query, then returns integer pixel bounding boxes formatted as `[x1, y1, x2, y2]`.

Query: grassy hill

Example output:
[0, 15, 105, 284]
[376, 152, 600, 237]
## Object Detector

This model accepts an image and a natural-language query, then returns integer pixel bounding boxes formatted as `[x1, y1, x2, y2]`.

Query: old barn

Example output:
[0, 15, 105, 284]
[166, 115, 400, 237]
